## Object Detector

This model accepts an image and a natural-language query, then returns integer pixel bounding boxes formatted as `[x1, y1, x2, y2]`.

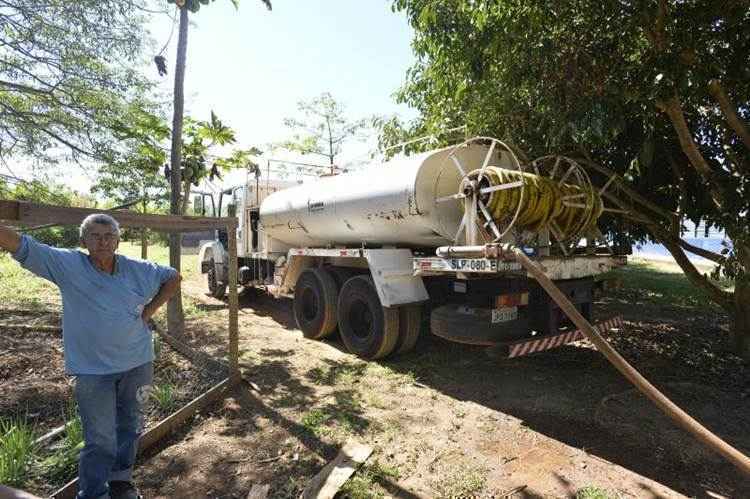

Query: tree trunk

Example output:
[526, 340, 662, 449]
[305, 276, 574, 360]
[140, 195, 148, 260]
[731, 277, 750, 361]
[167, 5, 189, 336]
[140, 228, 148, 260]
[180, 181, 191, 214]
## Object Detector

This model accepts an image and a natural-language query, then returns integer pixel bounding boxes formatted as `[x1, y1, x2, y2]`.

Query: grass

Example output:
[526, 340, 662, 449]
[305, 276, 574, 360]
[40, 403, 84, 483]
[151, 382, 179, 414]
[340, 460, 401, 499]
[300, 409, 333, 437]
[431, 463, 487, 498]
[306, 361, 368, 386]
[0, 242, 199, 311]
[0, 418, 37, 487]
[182, 296, 209, 319]
[608, 259, 734, 308]
[117, 241, 199, 280]
[576, 486, 617, 499]
[0, 253, 60, 309]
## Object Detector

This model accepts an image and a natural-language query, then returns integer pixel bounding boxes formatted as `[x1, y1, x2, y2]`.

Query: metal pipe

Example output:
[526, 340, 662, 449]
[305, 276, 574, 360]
[435, 244, 510, 259]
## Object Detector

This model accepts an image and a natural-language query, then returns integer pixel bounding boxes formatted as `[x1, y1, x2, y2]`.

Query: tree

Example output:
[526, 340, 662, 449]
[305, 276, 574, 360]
[93, 106, 170, 259]
[391, 0, 750, 358]
[280, 92, 374, 174]
[0, 0, 162, 163]
[164, 0, 271, 335]
[171, 112, 259, 214]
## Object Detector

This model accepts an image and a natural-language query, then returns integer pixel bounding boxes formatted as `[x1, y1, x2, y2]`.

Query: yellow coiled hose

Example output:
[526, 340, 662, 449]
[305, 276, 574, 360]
[477, 166, 603, 241]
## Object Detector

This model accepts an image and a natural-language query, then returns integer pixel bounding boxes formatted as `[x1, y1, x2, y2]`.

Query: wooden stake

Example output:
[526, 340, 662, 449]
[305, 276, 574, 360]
[227, 220, 240, 381]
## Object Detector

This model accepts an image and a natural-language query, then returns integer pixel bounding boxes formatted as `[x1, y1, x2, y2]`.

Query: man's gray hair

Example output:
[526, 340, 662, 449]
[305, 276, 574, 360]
[80, 214, 121, 239]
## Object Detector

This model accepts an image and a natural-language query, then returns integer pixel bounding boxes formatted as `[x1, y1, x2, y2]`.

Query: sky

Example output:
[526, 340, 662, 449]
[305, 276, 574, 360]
[13, 0, 417, 189]
[150, 0, 417, 164]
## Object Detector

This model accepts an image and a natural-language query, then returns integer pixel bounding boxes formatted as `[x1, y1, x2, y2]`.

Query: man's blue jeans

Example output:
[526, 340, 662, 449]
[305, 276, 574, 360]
[75, 362, 153, 499]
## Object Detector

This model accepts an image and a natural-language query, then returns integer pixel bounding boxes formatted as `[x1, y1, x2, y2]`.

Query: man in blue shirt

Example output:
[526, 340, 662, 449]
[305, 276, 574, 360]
[0, 214, 181, 499]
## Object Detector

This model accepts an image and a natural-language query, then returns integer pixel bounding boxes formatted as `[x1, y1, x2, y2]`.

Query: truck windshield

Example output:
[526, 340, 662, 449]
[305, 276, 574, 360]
[219, 187, 242, 217]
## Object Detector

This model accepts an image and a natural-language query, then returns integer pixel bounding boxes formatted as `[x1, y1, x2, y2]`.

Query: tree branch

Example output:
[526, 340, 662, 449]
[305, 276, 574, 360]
[602, 183, 734, 308]
[657, 95, 725, 209]
[677, 239, 727, 265]
[576, 156, 675, 222]
[709, 79, 750, 153]
[657, 230, 733, 311]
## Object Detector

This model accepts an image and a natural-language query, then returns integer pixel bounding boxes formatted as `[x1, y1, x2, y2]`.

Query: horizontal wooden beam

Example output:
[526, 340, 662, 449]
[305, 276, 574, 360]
[0, 200, 237, 232]
[52, 377, 236, 499]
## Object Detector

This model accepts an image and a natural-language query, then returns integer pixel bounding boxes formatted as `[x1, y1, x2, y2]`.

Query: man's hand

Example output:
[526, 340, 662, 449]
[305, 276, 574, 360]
[0, 225, 21, 253]
[141, 273, 182, 322]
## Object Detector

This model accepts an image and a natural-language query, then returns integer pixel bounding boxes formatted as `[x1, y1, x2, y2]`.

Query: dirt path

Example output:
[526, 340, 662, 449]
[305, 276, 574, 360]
[130, 275, 749, 498]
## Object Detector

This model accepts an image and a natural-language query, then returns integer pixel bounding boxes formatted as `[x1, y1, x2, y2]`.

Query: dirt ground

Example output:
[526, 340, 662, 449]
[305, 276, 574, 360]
[0, 308, 223, 495]
[125, 274, 749, 498]
[2, 266, 748, 498]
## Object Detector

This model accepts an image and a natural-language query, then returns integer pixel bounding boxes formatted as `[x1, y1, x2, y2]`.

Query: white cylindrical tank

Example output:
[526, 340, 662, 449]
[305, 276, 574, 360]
[259, 143, 515, 249]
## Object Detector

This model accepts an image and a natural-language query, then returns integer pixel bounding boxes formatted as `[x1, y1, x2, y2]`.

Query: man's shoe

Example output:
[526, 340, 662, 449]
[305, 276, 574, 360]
[109, 481, 143, 499]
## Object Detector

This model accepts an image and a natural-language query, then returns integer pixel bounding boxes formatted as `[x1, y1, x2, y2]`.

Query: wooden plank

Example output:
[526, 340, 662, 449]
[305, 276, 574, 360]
[227, 222, 240, 380]
[0, 200, 237, 233]
[0, 324, 61, 333]
[51, 377, 236, 499]
[34, 421, 74, 447]
[301, 441, 373, 499]
[137, 377, 234, 451]
[246, 484, 270, 499]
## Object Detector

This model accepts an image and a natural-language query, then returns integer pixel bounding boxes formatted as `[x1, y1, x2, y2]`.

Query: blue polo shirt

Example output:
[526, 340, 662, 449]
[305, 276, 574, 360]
[12, 235, 178, 375]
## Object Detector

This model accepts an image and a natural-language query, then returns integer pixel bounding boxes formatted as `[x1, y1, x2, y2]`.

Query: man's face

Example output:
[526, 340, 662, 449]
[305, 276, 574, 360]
[82, 223, 119, 259]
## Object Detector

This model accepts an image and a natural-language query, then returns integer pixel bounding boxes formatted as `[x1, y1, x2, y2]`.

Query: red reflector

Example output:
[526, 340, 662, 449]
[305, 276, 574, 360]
[496, 293, 528, 307]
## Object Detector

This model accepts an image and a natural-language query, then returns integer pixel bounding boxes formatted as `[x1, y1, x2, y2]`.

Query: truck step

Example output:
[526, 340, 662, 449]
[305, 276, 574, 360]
[506, 315, 623, 358]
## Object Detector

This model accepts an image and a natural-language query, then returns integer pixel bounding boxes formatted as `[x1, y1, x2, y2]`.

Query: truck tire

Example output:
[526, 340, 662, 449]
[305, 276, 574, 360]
[394, 305, 422, 355]
[337, 275, 399, 360]
[430, 304, 529, 345]
[294, 268, 339, 340]
[327, 266, 360, 290]
[207, 258, 227, 299]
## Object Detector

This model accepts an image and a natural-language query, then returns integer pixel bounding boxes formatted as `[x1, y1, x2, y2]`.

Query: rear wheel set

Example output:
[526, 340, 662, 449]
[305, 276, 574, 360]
[292, 268, 422, 360]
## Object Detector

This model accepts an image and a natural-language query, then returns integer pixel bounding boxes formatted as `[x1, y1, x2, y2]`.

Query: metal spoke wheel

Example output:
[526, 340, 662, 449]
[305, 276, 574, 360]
[436, 136, 526, 245]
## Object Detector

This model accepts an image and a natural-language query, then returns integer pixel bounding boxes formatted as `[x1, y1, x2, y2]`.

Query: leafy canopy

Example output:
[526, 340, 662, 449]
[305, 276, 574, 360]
[280, 92, 374, 166]
[391, 0, 749, 275]
[0, 0, 164, 163]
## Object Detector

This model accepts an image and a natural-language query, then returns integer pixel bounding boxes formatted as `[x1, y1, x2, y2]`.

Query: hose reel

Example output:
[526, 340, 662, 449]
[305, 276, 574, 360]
[438, 137, 605, 255]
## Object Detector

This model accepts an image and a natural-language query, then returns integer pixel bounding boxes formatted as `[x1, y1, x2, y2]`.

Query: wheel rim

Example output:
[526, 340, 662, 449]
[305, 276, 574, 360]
[301, 287, 319, 322]
[348, 299, 373, 339]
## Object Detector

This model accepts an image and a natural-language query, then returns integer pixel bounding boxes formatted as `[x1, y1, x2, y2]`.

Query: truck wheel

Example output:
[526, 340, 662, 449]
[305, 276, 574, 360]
[430, 304, 529, 345]
[207, 258, 227, 299]
[294, 268, 339, 339]
[337, 275, 399, 360]
[394, 305, 422, 355]
[327, 266, 359, 290]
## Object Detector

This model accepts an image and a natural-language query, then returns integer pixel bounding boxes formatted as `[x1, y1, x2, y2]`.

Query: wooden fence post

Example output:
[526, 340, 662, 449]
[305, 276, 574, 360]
[227, 220, 240, 381]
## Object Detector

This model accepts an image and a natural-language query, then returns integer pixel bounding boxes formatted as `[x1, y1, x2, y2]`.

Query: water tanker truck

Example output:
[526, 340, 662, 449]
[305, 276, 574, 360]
[198, 137, 626, 360]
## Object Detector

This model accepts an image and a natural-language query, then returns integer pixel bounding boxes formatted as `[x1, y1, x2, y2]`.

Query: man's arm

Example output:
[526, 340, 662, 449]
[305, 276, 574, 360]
[142, 272, 182, 321]
[0, 224, 21, 253]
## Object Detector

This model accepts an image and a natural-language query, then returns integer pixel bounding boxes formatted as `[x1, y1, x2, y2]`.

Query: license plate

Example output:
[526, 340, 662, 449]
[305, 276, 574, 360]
[492, 307, 518, 323]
